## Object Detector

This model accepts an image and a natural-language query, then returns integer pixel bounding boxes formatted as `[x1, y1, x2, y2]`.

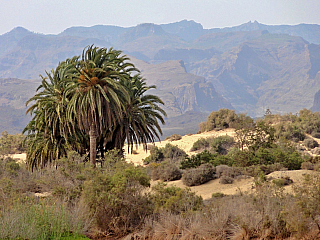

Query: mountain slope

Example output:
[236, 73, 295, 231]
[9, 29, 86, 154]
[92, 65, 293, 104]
[190, 33, 320, 116]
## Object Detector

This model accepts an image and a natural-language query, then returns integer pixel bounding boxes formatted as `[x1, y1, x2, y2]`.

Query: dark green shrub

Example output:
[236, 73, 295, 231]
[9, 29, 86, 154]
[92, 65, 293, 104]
[303, 138, 319, 149]
[82, 161, 152, 237]
[144, 146, 164, 164]
[182, 164, 216, 186]
[272, 176, 293, 187]
[162, 143, 187, 161]
[191, 137, 210, 151]
[145, 144, 187, 165]
[211, 192, 226, 198]
[180, 150, 215, 169]
[199, 109, 243, 132]
[210, 135, 235, 155]
[150, 182, 203, 214]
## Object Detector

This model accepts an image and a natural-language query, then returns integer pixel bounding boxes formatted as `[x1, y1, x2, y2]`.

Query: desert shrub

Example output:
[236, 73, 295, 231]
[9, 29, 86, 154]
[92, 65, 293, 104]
[303, 138, 319, 149]
[243, 163, 286, 177]
[180, 150, 214, 169]
[210, 135, 235, 155]
[182, 164, 216, 186]
[162, 143, 187, 161]
[82, 161, 152, 237]
[191, 137, 210, 151]
[272, 176, 293, 187]
[144, 144, 186, 165]
[165, 134, 182, 141]
[199, 108, 247, 132]
[294, 173, 320, 232]
[0, 131, 25, 156]
[311, 132, 320, 139]
[301, 161, 314, 170]
[149, 161, 182, 181]
[150, 182, 203, 214]
[144, 146, 164, 164]
[0, 198, 89, 240]
[311, 147, 320, 155]
[215, 165, 230, 178]
[219, 175, 234, 184]
[211, 192, 226, 198]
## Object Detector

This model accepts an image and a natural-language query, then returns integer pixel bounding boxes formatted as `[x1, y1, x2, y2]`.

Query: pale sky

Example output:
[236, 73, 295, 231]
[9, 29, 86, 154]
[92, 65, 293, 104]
[1, 0, 320, 35]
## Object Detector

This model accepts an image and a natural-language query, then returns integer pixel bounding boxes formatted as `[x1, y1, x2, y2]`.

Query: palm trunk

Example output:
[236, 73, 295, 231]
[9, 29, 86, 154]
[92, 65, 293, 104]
[89, 123, 97, 167]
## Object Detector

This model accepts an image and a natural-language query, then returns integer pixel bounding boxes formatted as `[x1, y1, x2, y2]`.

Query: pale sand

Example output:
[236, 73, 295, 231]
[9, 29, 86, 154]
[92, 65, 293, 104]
[125, 128, 236, 165]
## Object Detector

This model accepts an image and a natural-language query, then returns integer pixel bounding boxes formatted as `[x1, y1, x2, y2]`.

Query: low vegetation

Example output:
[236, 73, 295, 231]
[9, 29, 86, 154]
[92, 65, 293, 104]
[3, 102, 320, 238]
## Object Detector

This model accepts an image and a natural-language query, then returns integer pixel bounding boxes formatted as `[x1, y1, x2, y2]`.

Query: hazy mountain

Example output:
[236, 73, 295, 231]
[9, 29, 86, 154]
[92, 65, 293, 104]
[0, 27, 36, 58]
[190, 33, 320, 116]
[1, 20, 320, 134]
[209, 20, 320, 45]
[0, 78, 40, 133]
[130, 57, 233, 118]
[0, 34, 110, 79]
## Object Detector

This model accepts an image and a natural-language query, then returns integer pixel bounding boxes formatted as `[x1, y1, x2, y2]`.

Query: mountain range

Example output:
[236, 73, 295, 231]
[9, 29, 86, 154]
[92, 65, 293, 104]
[1, 20, 320, 136]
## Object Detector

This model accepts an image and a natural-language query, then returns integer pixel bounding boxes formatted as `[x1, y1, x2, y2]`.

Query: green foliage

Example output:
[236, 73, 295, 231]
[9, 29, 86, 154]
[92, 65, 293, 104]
[150, 182, 203, 214]
[190, 137, 211, 151]
[24, 45, 166, 169]
[210, 135, 235, 154]
[82, 161, 152, 236]
[0, 198, 87, 240]
[0, 131, 25, 156]
[144, 143, 187, 164]
[294, 174, 320, 232]
[199, 109, 253, 133]
[180, 150, 214, 169]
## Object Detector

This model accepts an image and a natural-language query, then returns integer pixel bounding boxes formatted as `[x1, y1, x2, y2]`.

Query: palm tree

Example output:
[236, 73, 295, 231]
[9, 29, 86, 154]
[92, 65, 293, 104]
[104, 74, 166, 153]
[66, 45, 137, 166]
[23, 58, 87, 169]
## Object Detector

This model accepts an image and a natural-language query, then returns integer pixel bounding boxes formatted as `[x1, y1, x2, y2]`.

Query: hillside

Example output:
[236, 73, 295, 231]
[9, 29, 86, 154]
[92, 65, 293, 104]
[1, 20, 320, 133]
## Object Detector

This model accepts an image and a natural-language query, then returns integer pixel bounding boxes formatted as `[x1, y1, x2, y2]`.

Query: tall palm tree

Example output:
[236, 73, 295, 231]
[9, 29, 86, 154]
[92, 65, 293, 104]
[104, 74, 166, 153]
[24, 60, 77, 169]
[66, 45, 137, 166]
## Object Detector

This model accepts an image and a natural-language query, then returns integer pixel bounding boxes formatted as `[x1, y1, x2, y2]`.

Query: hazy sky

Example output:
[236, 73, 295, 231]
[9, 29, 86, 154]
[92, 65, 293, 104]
[1, 0, 320, 35]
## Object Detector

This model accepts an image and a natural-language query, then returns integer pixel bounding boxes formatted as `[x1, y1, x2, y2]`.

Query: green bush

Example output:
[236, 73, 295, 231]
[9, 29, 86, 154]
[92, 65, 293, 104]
[144, 144, 187, 164]
[180, 150, 215, 169]
[191, 137, 211, 151]
[211, 192, 226, 198]
[182, 164, 216, 186]
[82, 162, 152, 237]
[210, 135, 235, 155]
[144, 146, 164, 164]
[162, 143, 187, 161]
[199, 109, 248, 133]
[150, 182, 203, 214]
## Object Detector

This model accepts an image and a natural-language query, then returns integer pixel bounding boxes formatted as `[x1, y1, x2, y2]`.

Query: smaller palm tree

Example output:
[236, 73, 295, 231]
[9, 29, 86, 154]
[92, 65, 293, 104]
[104, 74, 166, 153]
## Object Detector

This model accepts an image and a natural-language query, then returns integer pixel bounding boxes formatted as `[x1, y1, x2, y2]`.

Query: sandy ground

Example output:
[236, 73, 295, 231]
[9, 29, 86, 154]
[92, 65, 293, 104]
[125, 128, 236, 165]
